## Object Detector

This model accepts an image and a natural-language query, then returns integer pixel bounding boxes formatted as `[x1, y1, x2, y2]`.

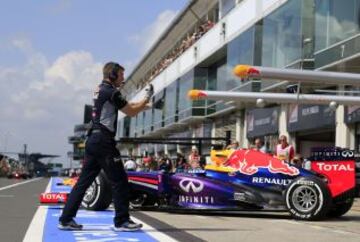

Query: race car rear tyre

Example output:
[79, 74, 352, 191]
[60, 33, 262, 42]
[327, 198, 354, 218]
[285, 177, 332, 220]
[82, 172, 112, 211]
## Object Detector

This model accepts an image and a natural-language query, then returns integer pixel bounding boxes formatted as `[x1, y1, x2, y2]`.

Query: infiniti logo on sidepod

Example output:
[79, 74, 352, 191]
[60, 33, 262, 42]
[341, 150, 354, 158]
[179, 178, 204, 193]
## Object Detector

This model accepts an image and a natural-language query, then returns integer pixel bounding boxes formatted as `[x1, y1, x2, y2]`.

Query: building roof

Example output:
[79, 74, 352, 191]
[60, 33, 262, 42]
[124, 0, 217, 93]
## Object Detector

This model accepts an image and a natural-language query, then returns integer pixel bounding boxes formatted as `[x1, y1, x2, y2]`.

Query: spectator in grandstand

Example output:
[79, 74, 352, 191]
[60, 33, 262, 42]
[253, 138, 267, 153]
[227, 140, 240, 150]
[158, 156, 172, 172]
[275, 135, 295, 162]
[188, 147, 201, 169]
[124, 157, 137, 171]
[291, 154, 304, 168]
[175, 154, 188, 172]
[148, 156, 158, 171]
[145, 19, 215, 84]
[204, 20, 215, 31]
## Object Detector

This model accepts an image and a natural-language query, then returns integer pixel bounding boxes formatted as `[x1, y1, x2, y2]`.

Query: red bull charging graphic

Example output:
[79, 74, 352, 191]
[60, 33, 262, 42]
[224, 149, 299, 176]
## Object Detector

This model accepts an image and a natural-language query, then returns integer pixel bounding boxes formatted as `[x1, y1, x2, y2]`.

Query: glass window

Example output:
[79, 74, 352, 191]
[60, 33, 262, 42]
[315, 0, 360, 51]
[227, 26, 255, 88]
[221, 0, 236, 18]
[153, 91, 165, 129]
[178, 70, 195, 120]
[129, 116, 137, 137]
[262, 0, 302, 67]
[164, 81, 177, 125]
[178, 68, 207, 121]
[136, 112, 144, 136]
[116, 119, 124, 138]
[143, 108, 153, 134]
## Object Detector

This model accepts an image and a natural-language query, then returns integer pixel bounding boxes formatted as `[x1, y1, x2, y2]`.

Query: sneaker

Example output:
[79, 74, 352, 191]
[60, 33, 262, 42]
[58, 219, 83, 230]
[113, 219, 143, 232]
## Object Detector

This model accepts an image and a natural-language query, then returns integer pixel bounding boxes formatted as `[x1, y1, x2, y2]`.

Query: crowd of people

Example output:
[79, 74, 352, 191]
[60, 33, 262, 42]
[227, 134, 307, 169]
[0, 155, 25, 177]
[123, 147, 205, 173]
[139, 20, 215, 89]
[122, 134, 308, 173]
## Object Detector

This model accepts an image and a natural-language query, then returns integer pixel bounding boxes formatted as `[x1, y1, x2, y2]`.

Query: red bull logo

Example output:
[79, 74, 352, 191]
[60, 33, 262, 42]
[224, 149, 299, 176]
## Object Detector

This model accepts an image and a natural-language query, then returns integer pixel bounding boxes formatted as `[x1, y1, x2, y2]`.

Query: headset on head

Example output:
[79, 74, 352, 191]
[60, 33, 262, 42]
[109, 62, 121, 82]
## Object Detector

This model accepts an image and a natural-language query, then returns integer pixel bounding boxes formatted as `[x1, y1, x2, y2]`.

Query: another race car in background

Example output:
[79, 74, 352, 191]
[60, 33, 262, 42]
[7, 170, 32, 179]
[41, 147, 358, 221]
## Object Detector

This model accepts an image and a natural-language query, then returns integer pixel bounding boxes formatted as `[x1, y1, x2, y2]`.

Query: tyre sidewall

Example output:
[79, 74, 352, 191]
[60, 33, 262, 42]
[82, 172, 112, 210]
[285, 177, 332, 220]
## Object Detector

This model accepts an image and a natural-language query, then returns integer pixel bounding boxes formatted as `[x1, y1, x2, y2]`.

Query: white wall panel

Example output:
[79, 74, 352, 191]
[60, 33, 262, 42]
[179, 47, 195, 74]
[165, 61, 179, 86]
[226, 0, 257, 40]
[197, 24, 222, 61]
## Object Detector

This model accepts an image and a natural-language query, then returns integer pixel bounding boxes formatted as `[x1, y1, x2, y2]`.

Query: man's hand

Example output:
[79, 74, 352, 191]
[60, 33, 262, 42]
[144, 84, 154, 102]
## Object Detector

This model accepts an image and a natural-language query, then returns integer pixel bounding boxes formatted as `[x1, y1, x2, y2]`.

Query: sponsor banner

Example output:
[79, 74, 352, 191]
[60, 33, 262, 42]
[252, 177, 293, 186]
[177, 177, 216, 205]
[287, 104, 335, 132]
[311, 160, 356, 197]
[309, 147, 355, 161]
[246, 107, 280, 138]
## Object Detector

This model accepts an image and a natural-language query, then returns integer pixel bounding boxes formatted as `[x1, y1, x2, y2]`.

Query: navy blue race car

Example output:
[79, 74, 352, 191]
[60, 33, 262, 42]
[76, 148, 357, 221]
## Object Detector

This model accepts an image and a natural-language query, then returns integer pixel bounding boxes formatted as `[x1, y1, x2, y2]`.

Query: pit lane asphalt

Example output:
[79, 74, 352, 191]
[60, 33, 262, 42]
[0, 177, 49, 242]
[136, 207, 360, 242]
[2, 177, 360, 242]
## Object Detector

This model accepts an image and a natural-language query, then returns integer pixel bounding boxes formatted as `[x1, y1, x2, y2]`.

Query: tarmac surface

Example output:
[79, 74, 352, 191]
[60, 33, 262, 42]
[1, 177, 360, 242]
[0, 177, 48, 242]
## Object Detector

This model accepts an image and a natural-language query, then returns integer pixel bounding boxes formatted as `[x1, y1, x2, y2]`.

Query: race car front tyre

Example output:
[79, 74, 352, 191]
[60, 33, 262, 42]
[285, 177, 332, 220]
[129, 192, 156, 209]
[129, 193, 147, 208]
[327, 198, 354, 218]
[82, 172, 112, 211]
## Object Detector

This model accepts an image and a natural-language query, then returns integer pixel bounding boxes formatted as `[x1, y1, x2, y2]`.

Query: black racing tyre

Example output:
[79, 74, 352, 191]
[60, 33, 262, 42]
[327, 198, 354, 218]
[285, 177, 332, 220]
[82, 172, 112, 211]
[129, 193, 147, 208]
[129, 192, 156, 209]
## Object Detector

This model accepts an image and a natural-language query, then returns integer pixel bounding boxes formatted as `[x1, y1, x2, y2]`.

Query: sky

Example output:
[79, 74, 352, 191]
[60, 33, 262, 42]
[0, 0, 188, 165]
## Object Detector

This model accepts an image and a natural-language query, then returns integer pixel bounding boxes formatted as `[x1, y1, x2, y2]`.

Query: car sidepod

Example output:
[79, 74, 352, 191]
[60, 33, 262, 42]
[168, 173, 237, 209]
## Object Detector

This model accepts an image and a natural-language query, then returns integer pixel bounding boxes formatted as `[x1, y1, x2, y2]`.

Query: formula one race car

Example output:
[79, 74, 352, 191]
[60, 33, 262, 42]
[41, 147, 358, 221]
[7, 170, 32, 179]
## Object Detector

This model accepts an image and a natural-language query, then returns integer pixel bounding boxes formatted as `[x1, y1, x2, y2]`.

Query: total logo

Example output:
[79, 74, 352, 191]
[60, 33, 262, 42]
[315, 163, 354, 171]
[40, 192, 67, 203]
[179, 178, 204, 193]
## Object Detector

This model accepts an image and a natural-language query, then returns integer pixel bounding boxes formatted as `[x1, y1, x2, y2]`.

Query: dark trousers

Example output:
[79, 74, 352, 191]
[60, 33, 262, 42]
[59, 132, 130, 226]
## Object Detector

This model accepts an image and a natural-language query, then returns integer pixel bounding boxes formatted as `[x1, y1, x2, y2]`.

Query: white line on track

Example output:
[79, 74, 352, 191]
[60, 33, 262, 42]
[130, 216, 179, 242]
[272, 219, 358, 235]
[0, 177, 42, 191]
[23, 178, 52, 242]
[0, 194, 14, 197]
[23, 178, 179, 242]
